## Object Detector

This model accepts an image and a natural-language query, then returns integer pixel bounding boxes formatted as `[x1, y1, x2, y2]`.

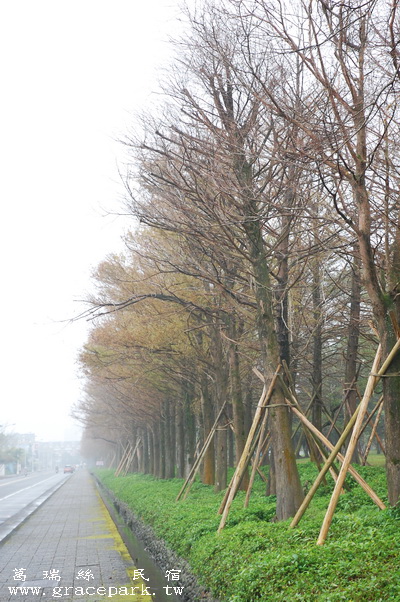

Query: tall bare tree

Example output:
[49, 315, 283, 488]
[241, 0, 400, 504]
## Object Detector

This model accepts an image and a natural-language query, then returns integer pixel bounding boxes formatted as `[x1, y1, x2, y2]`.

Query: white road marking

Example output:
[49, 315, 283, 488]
[0, 475, 59, 501]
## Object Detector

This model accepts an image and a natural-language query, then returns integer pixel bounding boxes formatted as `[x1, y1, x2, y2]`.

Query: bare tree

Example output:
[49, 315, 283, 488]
[241, 0, 400, 504]
[120, 3, 307, 519]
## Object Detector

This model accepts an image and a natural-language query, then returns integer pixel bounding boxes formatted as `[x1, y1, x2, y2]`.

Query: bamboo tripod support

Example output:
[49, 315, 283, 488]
[362, 400, 384, 464]
[278, 376, 342, 485]
[176, 400, 228, 502]
[115, 443, 132, 477]
[108, 451, 117, 470]
[359, 395, 383, 439]
[317, 338, 400, 545]
[290, 342, 400, 532]
[218, 425, 266, 515]
[289, 405, 385, 510]
[245, 343, 393, 537]
[244, 403, 270, 509]
[326, 370, 361, 440]
[357, 391, 386, 456]
[174, 339, 399, 541]
[217, 367, 281, 533]
[115, 439, 142, 477]
[124, 438, 141, 476]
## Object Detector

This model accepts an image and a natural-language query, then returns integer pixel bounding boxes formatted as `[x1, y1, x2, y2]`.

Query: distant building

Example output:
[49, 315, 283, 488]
[37, 440, 82, 470]
[0, 434, 82, 474]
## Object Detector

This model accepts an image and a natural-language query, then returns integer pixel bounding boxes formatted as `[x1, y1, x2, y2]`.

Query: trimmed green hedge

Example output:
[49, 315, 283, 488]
[96, 463, 400, 601]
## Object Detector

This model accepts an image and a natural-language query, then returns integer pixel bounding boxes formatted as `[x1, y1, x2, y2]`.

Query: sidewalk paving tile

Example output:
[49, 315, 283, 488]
[0, 470, 153, 602]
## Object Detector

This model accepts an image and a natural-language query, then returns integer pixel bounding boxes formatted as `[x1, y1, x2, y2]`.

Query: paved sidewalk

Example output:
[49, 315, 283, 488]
[0, 470, 152, 602]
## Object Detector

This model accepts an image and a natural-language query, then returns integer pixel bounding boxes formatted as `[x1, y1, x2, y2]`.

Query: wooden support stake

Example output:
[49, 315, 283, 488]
[258, 431, 271, 465]
[217, 367, 281, 533]
[256, 466, 269, 484]
[290, 403, 364, 528]
[114, 448, 125, 477]
[289, 405, 385, 509]
[359, 395, 383, 437]
[292, 394, 315, 442]
[122, 438, 141, 476]
[363, 408, 386, 455]
[284, 357, 344, 442]
[115, 443, 132, 477]
[108, 452, 116, 470]
[176, 400, 227, 501]
[244, 399, 269, 508]
[278, 375, 333, 477]
[355, 388, 386, 455]
[119, 444, 134, 477]
[120, 446, 133, 477]
[362, 401, 384, 464]
[294, 432, 305, 457]
[218, 422, 264, 515]
[317, 340, 400, 545]
[326, 370, 360, 440]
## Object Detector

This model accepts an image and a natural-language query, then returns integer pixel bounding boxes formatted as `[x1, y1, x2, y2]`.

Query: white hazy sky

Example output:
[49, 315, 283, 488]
[0, 1, 187, 442]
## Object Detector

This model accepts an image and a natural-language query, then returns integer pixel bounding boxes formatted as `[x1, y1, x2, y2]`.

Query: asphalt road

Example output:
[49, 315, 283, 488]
[0, 470, 70, 542]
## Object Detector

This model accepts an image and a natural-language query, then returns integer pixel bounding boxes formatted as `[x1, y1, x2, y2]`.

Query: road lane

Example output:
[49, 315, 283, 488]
[0, 471, 61, 496]
[0, 470, 70, 542]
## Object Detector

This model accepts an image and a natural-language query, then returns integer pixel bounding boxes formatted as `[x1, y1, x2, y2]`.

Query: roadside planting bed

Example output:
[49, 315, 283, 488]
[96, 463, 400, 601]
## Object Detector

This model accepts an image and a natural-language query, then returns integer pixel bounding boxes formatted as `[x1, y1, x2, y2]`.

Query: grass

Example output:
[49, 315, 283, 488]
[365, 453, 386, 467]
[95, 462, 400, 601]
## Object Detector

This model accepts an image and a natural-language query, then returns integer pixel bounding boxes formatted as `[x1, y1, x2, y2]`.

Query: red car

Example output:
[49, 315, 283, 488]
[63, 465, 74, 474]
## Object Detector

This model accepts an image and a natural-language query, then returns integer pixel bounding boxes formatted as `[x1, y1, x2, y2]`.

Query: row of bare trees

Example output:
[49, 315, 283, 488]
[77, 0, 400, 520]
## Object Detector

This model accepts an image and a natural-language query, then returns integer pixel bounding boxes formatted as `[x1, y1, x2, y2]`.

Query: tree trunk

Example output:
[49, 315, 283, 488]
[266, 447, 276, 496]
[275, 206, 291, 369]
[356, 176, 400, 504]
[228, 316, 249, 489]
[383, 323, 400, 504]
[212, 323, 228, 492]
[151, 424, 159, 478]
[244, 212, 304, 520]
[176, 401, 185, 478]
[200, 377, 215, 485]
[228, 420, 234, 467]
[143, 427, 150, 474]
[185, 389, 196, 478]
[164, 399, 175, 479]
[311, 257, 323, 443]
[159, 414, 166, 479]
[343, 249, 362, 463]
[215, 426, 227, 492]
